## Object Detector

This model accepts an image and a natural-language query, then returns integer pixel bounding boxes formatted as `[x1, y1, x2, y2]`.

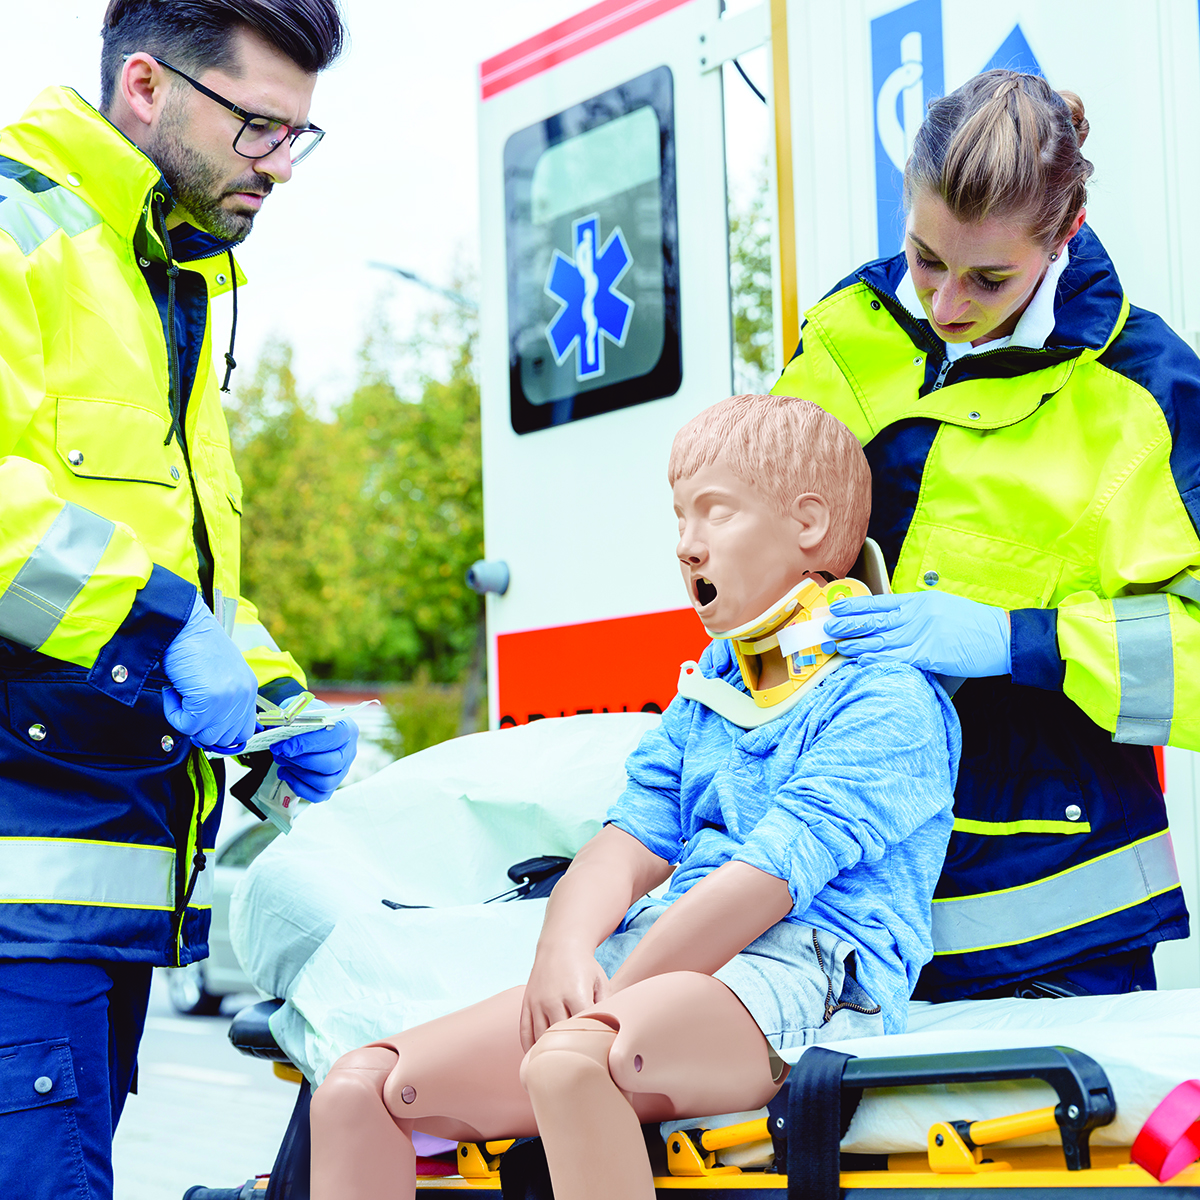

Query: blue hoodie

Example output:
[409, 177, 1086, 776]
[606, 644, 961, 1033]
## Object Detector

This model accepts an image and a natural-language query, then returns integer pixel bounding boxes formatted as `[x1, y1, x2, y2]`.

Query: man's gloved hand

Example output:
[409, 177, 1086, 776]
[271, 701, 358, 803]
[162, 594, 259, 752]
[823, 591, 1012, 678]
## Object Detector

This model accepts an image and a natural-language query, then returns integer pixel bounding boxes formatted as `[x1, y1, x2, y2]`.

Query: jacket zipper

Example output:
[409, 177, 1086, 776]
[930, 356, 953, 391]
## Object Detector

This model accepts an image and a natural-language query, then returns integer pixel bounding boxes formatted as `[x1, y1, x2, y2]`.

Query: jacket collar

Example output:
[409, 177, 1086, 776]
[0, 86, 240, 265]
[856, 223, 1126, 371]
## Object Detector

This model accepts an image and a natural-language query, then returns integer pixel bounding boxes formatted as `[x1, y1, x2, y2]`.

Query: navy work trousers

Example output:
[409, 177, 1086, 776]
[0, 959, 153, 1200]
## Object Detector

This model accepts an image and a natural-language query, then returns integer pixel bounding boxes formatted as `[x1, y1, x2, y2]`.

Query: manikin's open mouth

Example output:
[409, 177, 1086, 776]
[695, 577, 717, 606]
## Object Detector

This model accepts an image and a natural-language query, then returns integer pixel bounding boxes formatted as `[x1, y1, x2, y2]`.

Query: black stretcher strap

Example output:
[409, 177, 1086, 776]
[781, 1046, 861, 1200]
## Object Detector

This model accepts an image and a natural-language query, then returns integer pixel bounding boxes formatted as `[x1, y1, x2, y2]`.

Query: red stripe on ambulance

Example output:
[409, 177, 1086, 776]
[479, 0, 695, 99]
[496, 608, 709, 727]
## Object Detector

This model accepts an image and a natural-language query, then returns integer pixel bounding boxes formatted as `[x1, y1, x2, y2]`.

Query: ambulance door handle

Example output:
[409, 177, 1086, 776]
[467, 560, 510, 595]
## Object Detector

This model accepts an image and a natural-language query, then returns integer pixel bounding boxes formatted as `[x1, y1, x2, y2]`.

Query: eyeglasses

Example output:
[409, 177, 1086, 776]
[150, 56, 325, 164]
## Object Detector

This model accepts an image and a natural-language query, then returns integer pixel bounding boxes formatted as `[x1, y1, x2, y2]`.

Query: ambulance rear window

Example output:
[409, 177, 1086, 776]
[504, 65, 681, 435]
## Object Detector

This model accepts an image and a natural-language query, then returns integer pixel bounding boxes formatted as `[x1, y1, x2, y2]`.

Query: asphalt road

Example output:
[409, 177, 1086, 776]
[111, 972, 299, 1200]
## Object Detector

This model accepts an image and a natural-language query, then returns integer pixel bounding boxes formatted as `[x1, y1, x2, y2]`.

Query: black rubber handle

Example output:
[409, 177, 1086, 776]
[842, 1045, 1115, 1170]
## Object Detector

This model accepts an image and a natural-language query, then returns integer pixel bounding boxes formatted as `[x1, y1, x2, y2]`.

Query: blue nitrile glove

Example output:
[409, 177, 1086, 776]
[162, 594, 259, 752]
[271, 700, 358, 803]
[823, 591, 1012, 677]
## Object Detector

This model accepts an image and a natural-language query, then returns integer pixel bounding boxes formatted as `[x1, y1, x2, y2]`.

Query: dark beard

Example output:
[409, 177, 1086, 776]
[147, 105, 269, 242]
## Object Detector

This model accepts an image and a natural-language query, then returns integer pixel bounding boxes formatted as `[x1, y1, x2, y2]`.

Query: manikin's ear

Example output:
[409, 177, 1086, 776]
[789, 493, 831, 552]
[119, 53, 171, 129]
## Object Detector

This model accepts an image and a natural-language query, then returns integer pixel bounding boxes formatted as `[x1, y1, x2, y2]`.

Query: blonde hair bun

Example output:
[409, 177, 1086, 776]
[1057, 89, 1089, 147]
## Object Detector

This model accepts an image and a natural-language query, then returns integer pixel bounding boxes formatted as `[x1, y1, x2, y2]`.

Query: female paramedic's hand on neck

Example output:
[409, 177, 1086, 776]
[823, 591, 1011, 678]
[519, 823, 673, 1052]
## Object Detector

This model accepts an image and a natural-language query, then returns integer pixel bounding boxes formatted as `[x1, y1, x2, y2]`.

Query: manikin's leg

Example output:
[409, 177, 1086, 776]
[310, 986, 537, 1200]
[520, 971, 783, 1200]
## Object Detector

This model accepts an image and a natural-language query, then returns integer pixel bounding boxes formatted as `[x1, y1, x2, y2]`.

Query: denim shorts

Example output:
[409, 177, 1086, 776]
[594, 900, 886, 1055]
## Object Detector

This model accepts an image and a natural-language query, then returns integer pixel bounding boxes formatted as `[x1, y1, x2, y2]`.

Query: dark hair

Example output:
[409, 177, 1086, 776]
[99, 0, 346, 109]
[904, 69, 1093, 250]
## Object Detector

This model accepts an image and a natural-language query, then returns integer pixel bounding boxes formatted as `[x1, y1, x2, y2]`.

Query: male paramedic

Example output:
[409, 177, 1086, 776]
[0, 2, 353, 1196]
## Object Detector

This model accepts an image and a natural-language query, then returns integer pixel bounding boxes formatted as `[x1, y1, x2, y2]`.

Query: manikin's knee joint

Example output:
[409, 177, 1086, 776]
[519, 1016, 620, 1101]
[311, 1045, 399, 1117]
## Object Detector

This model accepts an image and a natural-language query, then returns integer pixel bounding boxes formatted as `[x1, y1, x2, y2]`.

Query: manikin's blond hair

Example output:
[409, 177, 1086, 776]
[668, 394, 871, 577]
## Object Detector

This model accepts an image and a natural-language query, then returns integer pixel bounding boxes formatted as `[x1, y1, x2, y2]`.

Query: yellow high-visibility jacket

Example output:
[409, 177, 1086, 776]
[0, 86, 305, 965]
[774, 225, 1193, 997]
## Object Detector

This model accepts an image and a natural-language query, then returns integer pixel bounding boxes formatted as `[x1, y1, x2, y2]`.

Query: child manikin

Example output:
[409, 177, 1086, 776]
[309, 395, 959, 1200]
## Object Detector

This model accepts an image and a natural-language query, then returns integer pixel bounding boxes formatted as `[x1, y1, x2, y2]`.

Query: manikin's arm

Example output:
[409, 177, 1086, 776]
[608, 860, 792, 992]
[520, 823, 672, 1049]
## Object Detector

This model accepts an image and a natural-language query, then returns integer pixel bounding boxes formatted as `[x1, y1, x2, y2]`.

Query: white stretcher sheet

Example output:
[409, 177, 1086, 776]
[230, 711, 1200, 1154]
[229, 712, 660, 1036]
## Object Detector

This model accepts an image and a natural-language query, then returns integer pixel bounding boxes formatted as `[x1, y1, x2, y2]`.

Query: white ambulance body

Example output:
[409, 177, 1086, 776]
[474, 0, 1200, 988]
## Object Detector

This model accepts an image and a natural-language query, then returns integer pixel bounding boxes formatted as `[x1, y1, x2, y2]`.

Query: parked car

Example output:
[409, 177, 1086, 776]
[163, 813, 280, 1015]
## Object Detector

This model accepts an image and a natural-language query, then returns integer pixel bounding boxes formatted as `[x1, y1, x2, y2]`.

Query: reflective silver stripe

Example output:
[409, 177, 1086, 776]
[232, 620, 279, 655]
[1113, 593, 1173, 745]
[190, 859, 215, 909]
[0, 176, 101, 256]
[213, 590, 238, 639]
[0, 838, 175, 908]
[0, 503, 115, 649]
[931, 830, 1181, 956]
[1164, 570, 1200, 605]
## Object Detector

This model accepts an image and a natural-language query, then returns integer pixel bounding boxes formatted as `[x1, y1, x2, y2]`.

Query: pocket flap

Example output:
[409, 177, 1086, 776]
[55, 397, 182, 488]
[0, 1039, 78, 1115]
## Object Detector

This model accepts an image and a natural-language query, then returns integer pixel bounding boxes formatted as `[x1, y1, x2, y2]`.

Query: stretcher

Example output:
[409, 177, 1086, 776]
[219, 714, 1200, 1198]
[225, 995, 1200, 1197]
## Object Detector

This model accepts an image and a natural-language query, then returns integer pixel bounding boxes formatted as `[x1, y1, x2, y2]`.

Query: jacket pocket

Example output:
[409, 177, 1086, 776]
[5, 672, 185, 766]
[918, 526, 1063, 609]
[0, 1039, 88, 1199]
[55, 396, 183, 488]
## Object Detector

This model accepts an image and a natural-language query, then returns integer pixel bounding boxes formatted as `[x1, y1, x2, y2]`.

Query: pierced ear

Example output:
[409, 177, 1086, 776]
[791, 493, 831, 551]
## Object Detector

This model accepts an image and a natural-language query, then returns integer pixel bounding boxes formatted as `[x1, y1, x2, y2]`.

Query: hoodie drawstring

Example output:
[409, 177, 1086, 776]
[220, 247, 238, 393]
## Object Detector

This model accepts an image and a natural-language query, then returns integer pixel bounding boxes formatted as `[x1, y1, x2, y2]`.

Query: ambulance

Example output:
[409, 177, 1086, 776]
[472, 0, 1200, 995]
[213, 4, 1200, 1194]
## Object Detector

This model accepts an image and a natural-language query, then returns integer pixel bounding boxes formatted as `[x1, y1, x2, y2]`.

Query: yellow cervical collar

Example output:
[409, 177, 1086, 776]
[710, 574, 871, 708]
[675, 540, 890, 727]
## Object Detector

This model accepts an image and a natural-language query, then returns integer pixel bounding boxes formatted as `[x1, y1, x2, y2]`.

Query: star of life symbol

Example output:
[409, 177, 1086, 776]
[544, 214, 635, 382]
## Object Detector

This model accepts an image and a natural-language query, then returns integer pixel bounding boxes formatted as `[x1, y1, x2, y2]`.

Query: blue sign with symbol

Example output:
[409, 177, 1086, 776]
[544, 214, 635, 381]
[871, 0, 944, 259]
[981, 24, 1043, 76]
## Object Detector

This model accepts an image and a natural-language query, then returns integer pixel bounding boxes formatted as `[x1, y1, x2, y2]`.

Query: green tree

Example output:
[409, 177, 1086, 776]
[729, 166, 775, 393]
[225, 306, 485, 689]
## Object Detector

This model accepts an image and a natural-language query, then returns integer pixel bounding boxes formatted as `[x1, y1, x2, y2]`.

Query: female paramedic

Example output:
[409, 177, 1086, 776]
[787, 69, 1198, 1000]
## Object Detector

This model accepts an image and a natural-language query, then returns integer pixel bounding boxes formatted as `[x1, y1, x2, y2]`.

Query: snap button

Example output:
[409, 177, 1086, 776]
[161, 735, 175, 753]
[67, 449, 84, 466]
[913, 356, 923, 366]
[33, 1076, 53, 1095]
[28, 723, 46, 742]
[139, 257, 151, 268]
[870, 300, 881, 311]
[924, 571, 939, 587]
[1065, 804, 1082, 821]
[111, 664, 128, 683]
[66, 173, 81, 187]
[170, 466, 181, 480]
[968, 411, 981, 421]
[216, 273, 228, 285]
[401, 1086, 417, 1104]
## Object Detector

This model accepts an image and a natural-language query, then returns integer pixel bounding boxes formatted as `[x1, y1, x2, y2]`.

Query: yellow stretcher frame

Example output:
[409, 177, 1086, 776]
[404, 1045, 1200, 1196]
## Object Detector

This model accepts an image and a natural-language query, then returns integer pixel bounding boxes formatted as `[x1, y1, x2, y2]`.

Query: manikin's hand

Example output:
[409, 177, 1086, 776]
[519, 941, 612, 1052]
